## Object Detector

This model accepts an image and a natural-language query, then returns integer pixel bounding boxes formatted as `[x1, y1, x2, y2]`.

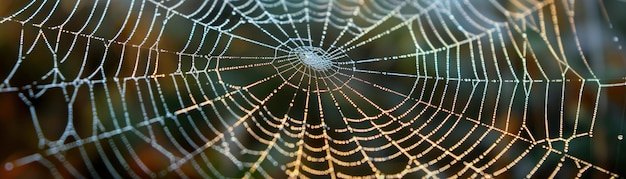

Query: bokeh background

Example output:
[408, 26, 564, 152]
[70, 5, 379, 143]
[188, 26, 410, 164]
[0, 0, 625, 178]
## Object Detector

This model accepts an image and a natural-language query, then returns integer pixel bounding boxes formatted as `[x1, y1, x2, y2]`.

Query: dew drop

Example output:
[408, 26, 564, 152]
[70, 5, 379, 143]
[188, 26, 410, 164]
[4, 162, 13, 171]
[618, 134, 623, 141]
[614, 36, 619, 42]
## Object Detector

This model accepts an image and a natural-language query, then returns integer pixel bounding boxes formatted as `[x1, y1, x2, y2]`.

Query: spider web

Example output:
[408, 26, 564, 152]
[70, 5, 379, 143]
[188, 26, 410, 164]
[0, 0, 625, 178]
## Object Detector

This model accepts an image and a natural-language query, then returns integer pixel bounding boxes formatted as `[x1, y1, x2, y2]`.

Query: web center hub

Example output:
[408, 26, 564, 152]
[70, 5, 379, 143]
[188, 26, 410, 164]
[293, 46, 333, 71]
[272, 38, 356, 93]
